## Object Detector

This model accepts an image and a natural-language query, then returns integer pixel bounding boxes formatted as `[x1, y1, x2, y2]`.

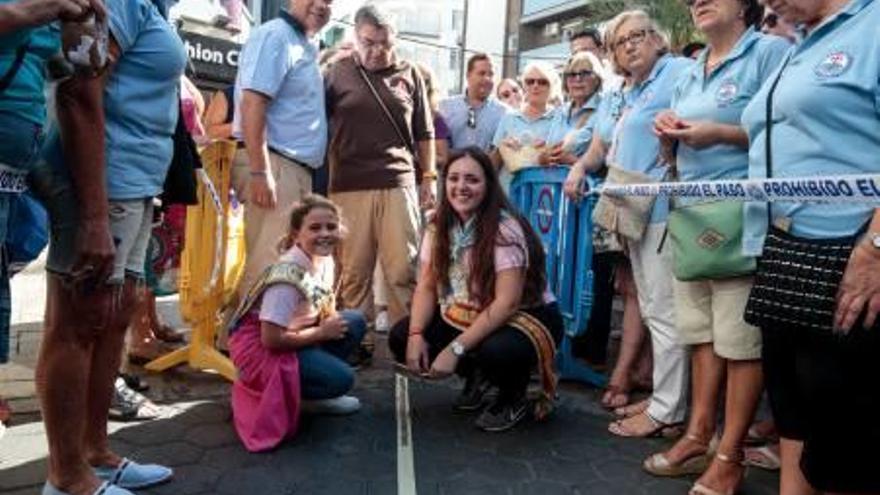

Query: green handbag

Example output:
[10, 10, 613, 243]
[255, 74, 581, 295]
[667, 199, 756, 281]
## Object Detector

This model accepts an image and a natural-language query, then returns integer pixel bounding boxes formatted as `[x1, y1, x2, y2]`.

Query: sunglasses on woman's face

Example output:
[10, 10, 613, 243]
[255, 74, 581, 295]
[564, 69, 596, 81]
[523, 78, 550, 87]
[762, 13, 778, 28]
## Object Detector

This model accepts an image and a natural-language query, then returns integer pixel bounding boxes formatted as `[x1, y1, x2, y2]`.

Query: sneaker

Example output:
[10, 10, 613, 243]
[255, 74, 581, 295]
[109, 377, 162, 421]
[374, 310, 390, 334]
[301, 395, 362, 416]
[474, 395, 530, 433]
[453, 371, 495, 413]
[346, 344, 373, 370]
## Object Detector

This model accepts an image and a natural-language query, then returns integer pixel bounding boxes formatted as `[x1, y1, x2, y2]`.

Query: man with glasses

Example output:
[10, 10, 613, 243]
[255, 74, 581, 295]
[324, 4, 436, 362]
[439, 53, 508, 153]
[230, 0, 333, 306]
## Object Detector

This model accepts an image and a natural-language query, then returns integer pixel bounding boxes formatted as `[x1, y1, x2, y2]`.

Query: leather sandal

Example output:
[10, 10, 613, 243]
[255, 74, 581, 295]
[613, 398, 649, 418]
[600, 384, 630, 410]
[688, 451, 748, 495]
[643, 433, 715, 477]
[608, 411, 683, 439]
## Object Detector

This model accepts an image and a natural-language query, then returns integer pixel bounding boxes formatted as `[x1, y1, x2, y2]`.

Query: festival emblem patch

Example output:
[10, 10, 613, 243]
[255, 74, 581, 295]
[814, 51, 852, 78]
[715, 79, 739, 107]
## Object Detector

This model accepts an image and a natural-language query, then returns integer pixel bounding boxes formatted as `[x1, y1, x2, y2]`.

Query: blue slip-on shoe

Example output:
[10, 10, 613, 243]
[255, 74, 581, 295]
[42, 480, 135, 495]
[93, 458, 173, 489]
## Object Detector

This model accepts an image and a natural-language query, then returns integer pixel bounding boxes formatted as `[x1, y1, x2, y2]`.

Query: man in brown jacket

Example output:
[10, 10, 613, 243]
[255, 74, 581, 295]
[325, 4, 436, 358]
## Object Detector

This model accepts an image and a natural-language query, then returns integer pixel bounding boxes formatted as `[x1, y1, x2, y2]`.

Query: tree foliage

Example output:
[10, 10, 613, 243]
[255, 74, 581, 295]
[588, 0, 701, 50]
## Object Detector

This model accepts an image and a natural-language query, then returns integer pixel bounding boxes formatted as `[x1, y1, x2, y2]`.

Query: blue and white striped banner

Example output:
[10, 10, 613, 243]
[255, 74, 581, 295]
[590, 174, 880, 204]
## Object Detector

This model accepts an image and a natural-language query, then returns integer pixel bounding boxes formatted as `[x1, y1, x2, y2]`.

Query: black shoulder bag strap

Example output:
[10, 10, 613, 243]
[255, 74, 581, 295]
[763, 55, 791, 226]
[355, 59, 417, 158]
[0, 44, 29, 95]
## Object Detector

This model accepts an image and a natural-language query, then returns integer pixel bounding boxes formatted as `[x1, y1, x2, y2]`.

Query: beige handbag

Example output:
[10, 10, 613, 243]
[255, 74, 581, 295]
[592, 165, 657, 242]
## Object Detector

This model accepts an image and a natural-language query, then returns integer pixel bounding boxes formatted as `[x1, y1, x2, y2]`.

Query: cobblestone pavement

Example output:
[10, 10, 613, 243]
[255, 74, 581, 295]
[0, 262, 780, 495]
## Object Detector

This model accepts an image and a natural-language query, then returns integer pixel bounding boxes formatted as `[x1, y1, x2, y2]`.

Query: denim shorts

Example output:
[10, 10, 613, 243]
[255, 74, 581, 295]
[30, 161, 154, 284]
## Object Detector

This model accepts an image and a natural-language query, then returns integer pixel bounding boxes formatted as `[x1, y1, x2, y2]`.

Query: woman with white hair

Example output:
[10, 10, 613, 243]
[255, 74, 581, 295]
[490, 61, 561, 190]
[588, 9, 694, 438]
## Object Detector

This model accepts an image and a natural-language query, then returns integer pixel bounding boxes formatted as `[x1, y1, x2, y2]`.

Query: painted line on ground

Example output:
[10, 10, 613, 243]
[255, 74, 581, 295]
[396, 373, 417, 495]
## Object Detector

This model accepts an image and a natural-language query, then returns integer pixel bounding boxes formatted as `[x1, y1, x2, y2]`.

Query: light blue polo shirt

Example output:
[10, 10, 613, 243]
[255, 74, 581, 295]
[439, 93, 508, 151]
[232, 15, 326, 168]
[42, 0, 186, 200]
[0, 19, 59, 129]
[546, 93, 600, 158]
[741, 0, 880, 255]
[672, 29, 789, 184]
[492, 108, 556, 190]
[0, 17, 59, 172]
[595, 88, 625, 147]
[608, 54, 692, 223]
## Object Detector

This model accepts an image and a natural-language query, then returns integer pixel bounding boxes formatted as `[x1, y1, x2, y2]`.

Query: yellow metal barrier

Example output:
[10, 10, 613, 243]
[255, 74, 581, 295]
[146, 140, 241, 381]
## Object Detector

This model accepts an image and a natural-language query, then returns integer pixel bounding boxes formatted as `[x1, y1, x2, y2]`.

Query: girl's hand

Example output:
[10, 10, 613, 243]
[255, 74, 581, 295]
[406, 334, 430, 374]
[663, 121, 721, 150]
[501, 136, 522, 152]
[429, 346, 458, 378]
[317, 314, 348, 340]
[653, 109, 682, 137]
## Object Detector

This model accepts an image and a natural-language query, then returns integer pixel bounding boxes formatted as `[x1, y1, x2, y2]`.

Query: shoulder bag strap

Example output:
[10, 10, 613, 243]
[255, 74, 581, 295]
[0, 44, 29, 95]
[763, 54, 791, 226]
[355, 59, 416, 157]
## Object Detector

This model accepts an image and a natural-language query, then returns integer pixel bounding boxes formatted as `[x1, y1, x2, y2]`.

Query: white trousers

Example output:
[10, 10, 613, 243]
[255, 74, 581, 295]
[629, 223, 689, 424]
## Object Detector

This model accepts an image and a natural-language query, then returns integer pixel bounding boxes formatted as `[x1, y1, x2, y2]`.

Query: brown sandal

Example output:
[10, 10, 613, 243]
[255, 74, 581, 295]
[608, 411, 683, 438]
[688, 451, 748, 495]
[643, 433, 715, 477]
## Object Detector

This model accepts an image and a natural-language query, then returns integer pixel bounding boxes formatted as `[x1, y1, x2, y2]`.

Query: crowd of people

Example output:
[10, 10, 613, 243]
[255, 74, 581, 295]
[1, 0, 879, 494]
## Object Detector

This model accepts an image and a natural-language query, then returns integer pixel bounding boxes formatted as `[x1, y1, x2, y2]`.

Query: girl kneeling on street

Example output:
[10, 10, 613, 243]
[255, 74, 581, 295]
[227, 195, 366, 452]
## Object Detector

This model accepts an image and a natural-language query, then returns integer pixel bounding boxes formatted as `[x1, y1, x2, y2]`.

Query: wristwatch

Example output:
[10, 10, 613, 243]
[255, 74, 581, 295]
[450, 340, 466, 357]
[867, 232, 880, 251]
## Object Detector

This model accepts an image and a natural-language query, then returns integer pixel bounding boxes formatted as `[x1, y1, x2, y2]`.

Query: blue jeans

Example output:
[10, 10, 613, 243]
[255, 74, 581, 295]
[0, 119, 44, 363]
[299, 310, 366, 400]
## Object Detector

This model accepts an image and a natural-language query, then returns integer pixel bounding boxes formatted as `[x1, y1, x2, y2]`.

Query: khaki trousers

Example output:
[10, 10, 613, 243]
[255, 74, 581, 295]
[331, 187, 420, 336]
[230, 148, 313, 303]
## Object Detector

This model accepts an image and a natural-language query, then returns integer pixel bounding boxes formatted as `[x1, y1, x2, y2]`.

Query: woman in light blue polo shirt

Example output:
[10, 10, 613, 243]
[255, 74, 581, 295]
[644, 1, 788, 493]
[491, 61, 560, 191]
[740, 0, 880, 493]
[598, 9, 693, 440]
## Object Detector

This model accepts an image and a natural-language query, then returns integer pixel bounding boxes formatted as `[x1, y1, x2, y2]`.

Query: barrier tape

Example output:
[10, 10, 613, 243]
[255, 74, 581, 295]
[589, 174, 880, 204]
[196, 168, 224, 290]
[0, 163, 28, 193]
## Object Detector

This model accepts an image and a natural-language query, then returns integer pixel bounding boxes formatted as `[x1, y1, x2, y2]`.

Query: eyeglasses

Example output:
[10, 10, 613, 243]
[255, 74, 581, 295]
[762, 13, 778, 28]
[523, 78, 550, 87]
[564, 69, 596, 81]
[613, 29, 653, 50]
[467, 107, 476, 128]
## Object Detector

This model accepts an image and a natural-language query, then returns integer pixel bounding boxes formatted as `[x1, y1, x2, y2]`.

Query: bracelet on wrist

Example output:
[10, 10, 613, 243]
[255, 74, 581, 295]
[408, 330, 423, 337]
[422, 170, 438, 181]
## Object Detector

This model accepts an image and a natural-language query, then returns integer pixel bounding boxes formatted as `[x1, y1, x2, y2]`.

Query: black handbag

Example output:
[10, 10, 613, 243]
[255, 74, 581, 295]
[743, 58, 861, 333]
[161, 101, 202, 206]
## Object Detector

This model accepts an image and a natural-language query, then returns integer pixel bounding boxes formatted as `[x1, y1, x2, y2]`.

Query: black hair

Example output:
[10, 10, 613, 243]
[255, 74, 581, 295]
[681, 41, 706, 58]
[570, 28, 602, 48]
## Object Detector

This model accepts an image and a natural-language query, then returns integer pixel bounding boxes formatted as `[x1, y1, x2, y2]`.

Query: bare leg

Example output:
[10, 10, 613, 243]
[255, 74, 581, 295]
[653, 344, 724, 467]
[779, 438, 820, 495]
[604, 265, 646, 408]
[36, 275, 106, 494]
[84, 278, 137, 467]
[695, 359, 762, 492]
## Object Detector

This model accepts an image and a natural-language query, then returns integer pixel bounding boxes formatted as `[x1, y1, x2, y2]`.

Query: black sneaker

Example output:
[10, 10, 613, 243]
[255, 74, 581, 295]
[346, 343, 373, 370]
[474, 395, 530, 433]
[453, 371, 495, 413]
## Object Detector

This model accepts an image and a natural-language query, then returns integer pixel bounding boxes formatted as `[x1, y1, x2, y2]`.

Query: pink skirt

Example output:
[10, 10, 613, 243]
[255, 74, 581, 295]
[229, 312, 301, 452]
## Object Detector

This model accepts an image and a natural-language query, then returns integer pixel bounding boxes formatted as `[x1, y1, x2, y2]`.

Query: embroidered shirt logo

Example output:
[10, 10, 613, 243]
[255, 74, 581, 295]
[697, 229, 727, 250]
[715, 80, 738, 106]
[814, 51, 851, 78]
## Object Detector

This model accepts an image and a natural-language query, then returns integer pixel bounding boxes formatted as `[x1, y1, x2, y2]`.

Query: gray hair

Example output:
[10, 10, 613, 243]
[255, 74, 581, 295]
[354, 4, 397, 33]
